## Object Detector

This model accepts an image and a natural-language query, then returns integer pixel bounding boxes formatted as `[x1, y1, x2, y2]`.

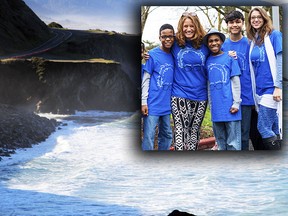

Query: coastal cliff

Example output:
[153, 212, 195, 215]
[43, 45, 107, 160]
[0, 59, 139, 114]
[0, 0, 140, 155]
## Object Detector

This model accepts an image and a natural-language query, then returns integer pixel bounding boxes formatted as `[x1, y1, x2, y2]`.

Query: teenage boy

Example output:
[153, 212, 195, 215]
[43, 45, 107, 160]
[222, 10, 263, 150]
[204, 29, 242, 150]
[141, 24, 175, 150]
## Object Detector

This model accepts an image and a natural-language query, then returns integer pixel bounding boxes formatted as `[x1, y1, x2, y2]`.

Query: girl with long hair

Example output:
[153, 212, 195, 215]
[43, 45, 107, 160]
[246, 7, 282, 149]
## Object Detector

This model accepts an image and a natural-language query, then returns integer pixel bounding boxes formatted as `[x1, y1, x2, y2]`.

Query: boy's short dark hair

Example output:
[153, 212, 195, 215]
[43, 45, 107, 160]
[224, 10, 244, 23]
[159, 24, 175, 35]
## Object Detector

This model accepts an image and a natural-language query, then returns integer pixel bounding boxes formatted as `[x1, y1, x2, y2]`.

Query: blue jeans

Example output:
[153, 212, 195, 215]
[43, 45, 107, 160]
[142, 114, 172, 150]
[257, 105, 279, 139]
[213, 121, 241, 150]
[241, 105, 252, 150]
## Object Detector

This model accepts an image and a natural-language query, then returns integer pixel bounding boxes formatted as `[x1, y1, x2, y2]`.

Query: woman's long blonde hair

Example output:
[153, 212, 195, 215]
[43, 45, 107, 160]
[176, 13, 206, 49]
[246, 7, 274, 45]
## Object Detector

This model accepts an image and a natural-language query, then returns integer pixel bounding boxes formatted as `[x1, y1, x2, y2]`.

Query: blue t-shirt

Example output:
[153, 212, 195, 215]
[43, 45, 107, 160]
[143, 46, 174, 116]
[250, 30, 282, 96]
[222, 37, 254, 105]
[206, 52, 242, 122]
[171, 41, 210, 101]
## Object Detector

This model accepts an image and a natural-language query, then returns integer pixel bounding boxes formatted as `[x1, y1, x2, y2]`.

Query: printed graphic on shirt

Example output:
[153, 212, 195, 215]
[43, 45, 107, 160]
[157, 63, 173, 90]
[177, 47, 205, 72]
[207, 63, 228, 90]
[251, 45, 265, 73]
[236, 52, 247, 71]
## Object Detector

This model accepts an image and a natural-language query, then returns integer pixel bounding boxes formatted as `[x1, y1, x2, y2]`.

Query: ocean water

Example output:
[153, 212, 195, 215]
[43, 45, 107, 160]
[0, 109, 287, 216]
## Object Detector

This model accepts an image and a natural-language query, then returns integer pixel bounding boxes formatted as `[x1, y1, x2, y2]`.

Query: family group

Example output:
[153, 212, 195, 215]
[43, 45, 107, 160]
[141, 7, 282, 151]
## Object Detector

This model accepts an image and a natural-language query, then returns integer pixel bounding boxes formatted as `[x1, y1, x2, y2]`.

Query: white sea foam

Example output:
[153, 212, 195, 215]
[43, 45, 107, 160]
[1, 111, 288, 216]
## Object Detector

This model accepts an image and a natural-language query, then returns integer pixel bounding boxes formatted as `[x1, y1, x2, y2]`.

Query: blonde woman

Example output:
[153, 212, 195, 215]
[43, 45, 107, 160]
[171, 12, 209, 150]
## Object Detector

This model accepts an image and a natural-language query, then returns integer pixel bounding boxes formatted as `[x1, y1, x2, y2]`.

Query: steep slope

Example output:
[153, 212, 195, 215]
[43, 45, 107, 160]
[0, 0, 52, 55]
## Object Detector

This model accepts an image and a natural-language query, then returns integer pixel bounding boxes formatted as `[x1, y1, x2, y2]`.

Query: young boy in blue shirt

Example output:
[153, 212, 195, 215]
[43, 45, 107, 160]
[203, 29, 242, 150]
[222, 10, 256, 150]
[141, 24, 175, 150]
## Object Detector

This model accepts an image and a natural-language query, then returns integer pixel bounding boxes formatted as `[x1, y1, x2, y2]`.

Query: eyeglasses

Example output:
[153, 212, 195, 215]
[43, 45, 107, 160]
[182, 12, 197, 17]
[160, 35, 174, 40]
[251, 16, 263, 20]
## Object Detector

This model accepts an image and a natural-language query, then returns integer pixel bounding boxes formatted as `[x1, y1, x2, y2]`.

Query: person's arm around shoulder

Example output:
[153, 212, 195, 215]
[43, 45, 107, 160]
[144, 52, 150, 61]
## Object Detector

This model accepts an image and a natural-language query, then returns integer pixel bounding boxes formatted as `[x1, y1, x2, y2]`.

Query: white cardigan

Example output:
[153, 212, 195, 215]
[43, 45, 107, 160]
[249, 34, 282, 138]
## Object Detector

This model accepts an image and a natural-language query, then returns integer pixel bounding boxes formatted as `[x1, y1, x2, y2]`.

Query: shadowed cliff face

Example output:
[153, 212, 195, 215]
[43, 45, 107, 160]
[0, 0, 51, 55]
[0, 1, 140, 154]
[0, 60, 139, 114]
[40, 31, 141, 89]
[0, 1, 140, 115]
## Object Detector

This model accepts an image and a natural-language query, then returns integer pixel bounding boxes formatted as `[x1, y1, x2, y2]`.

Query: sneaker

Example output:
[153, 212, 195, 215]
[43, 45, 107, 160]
[211, 143, 218, 151]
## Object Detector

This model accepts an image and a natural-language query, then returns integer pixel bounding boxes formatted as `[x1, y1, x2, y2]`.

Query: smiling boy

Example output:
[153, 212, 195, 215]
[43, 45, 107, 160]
[222, 10, 258, 150]
[141, 24, 175, 150]
[204, 29, 242, 150]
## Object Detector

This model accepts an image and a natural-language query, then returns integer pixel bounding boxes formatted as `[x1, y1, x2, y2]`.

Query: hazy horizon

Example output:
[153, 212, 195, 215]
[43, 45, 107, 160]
[23, 0, 140, 34]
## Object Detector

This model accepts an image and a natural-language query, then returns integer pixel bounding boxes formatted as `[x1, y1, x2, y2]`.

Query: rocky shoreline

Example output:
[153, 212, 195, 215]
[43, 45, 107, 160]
[0, 104, 58, 160]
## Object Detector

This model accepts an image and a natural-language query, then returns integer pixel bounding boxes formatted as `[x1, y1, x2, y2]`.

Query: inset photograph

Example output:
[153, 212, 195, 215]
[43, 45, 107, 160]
[141, 6, 283, 151]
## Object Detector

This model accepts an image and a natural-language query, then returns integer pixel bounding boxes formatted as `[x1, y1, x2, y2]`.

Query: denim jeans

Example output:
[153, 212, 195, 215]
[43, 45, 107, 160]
[142, 114, 172, 150]
[257, 105, 279, 139]
[241, 105, 252, 150]
[213, 121, 241, 150]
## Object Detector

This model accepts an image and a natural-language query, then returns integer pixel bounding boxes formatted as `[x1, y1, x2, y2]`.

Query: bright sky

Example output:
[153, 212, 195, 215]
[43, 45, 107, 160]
[22, 1, 282, 37]
[142, 6, 221, 45]
[141, 5, 281, 46]
[23, 0, 139, 34]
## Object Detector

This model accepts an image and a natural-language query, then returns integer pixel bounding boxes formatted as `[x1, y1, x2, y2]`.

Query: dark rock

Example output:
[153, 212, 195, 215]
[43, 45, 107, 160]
[0, 59, 139, 114]
[168, 210, 196, 216]
[0, 103, 57, 159]
[47, 30, 141, 88]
